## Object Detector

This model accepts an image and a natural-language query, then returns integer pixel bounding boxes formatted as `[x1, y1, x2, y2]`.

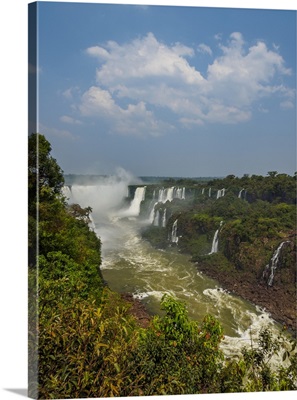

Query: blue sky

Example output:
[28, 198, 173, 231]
[32, 1, 296, 177]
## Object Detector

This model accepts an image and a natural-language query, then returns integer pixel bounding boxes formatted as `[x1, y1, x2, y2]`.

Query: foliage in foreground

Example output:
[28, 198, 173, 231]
[36, 285, 297, 398]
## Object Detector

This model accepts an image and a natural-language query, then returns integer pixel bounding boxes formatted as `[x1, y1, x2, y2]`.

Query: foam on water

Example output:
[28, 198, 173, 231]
[133, 290, 171, 301]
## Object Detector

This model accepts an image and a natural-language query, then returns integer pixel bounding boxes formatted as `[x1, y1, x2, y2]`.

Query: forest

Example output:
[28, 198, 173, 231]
[140, 171, 296, 334]
[28, 133, 297, 399]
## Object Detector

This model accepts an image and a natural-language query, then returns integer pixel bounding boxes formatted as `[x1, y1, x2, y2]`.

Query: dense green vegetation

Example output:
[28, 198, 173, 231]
[141, 172, 296, 333]
[28, 133, 297, 398]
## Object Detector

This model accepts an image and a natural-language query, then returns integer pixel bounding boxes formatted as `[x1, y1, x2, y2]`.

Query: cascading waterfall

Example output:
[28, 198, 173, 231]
[125, 186, 146, 216]
[153, 209, 160, 226]
[162, 208, 167, 228]
[156, 187, 186, 203]
[149, 202, 159, 224]
[238, 189, 245, 199]
[209, 221, 223, 254]
[171, 219, 179, 244]
[202, 188, 205, 195]
[216, 189, 225, 199]
[209, 188, 212, 197]
[265, 241, 291, 286]
[158, 187, 172, 202]
[150, 186, 186, 225]
[182, 187, 186, 199]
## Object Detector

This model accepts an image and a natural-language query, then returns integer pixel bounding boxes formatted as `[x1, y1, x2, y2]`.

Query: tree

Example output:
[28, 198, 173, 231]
[28, 133, 65, 265]
[267, 171, 278, 178]
[28, 133, 64, 213]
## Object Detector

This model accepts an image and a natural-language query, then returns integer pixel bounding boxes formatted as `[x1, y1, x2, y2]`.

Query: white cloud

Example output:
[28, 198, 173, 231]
[39, 123, 77, 140]
[62, 86, 81, 100]
[280, 100, 294, 109]
[75, 32, 294, 135]
[87, 33, 203, 86]
[197, 43, 213, 56]
[86, 46, 110, 60]
[60, 115, 82, 125]
[80, 86, 116, 116]
[206, 35, 292, 108]
[79, 86, 173, 136]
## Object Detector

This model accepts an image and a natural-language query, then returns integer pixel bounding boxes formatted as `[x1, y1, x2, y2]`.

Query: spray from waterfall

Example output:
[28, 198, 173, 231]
[62, 169, 143, 247]
[62, 185, 72, 201]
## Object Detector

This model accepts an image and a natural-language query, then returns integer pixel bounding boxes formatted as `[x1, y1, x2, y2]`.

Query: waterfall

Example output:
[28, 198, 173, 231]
[162, 208, 167, 228]
[202, 188, 205, 195]
[157, 186, 185, 203]
[153, 209, 160, 226]
[238, 189, 245, 199]
[126, 186, 146, 216]
[171, 219, 179, 244]
[266, 241, 290, 286]
[149, 202, 158, 223]
[182, 187, 186, 200]
[209, 188, 212, 197]
[173, 187, 186, 200]
[175, 187, 182, 199]
[209, 221, 223, 254]
[217, 189, 225, 199]
[149, 186, 186, 224]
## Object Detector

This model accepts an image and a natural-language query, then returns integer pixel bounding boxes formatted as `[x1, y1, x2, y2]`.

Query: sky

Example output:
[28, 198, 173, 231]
[31, 1, 296, 178]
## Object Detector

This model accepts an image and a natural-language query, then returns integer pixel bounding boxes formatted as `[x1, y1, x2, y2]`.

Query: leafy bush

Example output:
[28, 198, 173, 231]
[133, 295, 225, 395]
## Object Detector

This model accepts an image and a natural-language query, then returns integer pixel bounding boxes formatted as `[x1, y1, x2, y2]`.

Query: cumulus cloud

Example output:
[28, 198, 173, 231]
[88, 33, 202, 86]
[79, 86, 173, 136]
[73, 32, 294, 135]
[197, 43, 213, 56]
[60, 115, 82, 125]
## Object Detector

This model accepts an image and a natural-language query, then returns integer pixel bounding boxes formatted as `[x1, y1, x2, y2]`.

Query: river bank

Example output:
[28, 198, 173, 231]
[121, 293, 152, 328]
[195, 261, 296, 337]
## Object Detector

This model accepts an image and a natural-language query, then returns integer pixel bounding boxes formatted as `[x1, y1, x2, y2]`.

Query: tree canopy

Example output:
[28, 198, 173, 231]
[28, 133, 64, 213]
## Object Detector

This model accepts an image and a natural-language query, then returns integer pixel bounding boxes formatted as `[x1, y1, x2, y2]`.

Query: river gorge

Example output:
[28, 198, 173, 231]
[62, 173, 293, 362]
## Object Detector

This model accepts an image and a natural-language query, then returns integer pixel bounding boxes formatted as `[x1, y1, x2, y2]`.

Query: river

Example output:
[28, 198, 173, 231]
[63, 176, 283, 359]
